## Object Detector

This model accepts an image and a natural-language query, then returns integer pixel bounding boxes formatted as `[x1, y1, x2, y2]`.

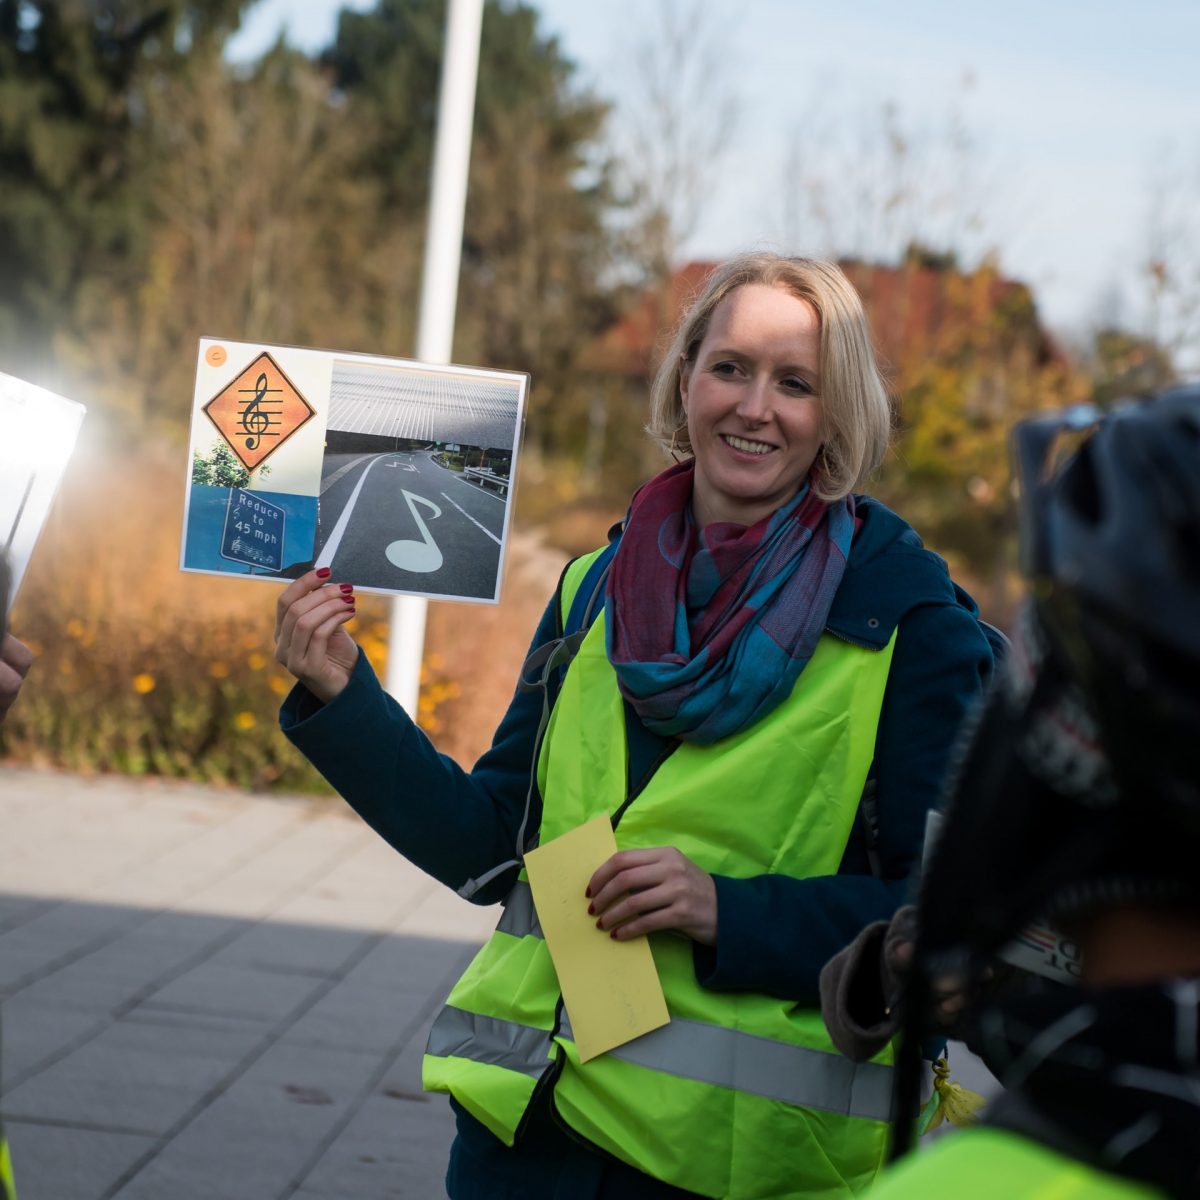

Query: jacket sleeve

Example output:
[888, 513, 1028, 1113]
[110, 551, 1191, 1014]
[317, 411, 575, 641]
[279, 597, 560, 905]
[693, 599, 993, 1002]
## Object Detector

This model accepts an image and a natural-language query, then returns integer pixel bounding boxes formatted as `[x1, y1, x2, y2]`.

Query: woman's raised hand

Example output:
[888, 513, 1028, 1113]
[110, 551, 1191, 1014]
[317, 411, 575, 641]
[274, 568, 359, 703]
[586, 846, 718, 946]
[0, 633, 33, 722]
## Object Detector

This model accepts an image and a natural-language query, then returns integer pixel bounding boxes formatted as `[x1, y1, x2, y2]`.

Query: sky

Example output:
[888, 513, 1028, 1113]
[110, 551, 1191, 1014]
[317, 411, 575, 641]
[227, 0, 1200, 353]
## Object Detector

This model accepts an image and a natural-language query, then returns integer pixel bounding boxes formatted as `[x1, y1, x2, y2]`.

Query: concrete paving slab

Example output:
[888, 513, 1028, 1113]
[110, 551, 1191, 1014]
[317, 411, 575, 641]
[0, 896, 54, 933]
[0, 997, 102, 1085]
[0, 766, 497, 1199]
[281, 938, 476, 1056]
[311, 1030, 459, 1199]
[109, 1041, 386, 1200]
[11, 919, 251, 1017]
[293, 1088, 454, 1200]
[3, 1122, 157, 1200]
[135, 959, 333, 1025]
[3, 1016, 267, 1134]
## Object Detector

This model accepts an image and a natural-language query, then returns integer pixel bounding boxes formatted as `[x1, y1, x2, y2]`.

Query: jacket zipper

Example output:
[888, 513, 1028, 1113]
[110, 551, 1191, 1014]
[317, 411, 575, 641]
[611, 738, 681, 830]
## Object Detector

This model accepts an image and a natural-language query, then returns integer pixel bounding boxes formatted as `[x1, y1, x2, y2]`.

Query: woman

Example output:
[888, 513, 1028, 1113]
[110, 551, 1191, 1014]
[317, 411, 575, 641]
[274, 254, 995, 1198]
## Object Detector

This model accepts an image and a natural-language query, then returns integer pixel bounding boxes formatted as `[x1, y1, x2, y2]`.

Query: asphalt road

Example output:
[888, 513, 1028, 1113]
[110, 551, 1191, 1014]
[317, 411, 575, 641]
[313, 451, 508, 600]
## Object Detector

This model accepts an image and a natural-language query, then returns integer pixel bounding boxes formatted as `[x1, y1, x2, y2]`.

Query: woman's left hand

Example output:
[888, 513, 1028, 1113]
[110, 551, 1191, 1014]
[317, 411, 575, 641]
[586, 847, 717, 946]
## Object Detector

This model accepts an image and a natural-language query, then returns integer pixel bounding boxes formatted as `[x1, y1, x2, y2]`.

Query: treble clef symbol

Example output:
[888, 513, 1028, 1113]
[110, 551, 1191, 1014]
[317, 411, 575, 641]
[241, 373, 271, 451]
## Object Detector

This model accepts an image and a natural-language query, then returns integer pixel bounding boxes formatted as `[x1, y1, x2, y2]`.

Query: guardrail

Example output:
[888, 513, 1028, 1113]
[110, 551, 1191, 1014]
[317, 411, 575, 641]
[464, 466, 510, 496]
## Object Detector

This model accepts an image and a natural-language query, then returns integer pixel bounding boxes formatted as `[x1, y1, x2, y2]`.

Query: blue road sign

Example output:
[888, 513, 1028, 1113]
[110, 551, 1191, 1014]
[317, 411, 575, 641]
[220, 488, 286, 572]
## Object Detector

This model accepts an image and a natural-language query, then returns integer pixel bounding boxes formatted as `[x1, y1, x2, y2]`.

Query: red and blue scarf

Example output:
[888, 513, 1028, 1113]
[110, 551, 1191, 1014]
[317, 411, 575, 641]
[605, 460, 855, 744]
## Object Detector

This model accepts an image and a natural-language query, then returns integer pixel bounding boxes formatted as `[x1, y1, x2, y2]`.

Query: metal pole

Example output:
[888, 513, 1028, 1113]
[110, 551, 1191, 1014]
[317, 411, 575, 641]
[385, 0, 485, 712]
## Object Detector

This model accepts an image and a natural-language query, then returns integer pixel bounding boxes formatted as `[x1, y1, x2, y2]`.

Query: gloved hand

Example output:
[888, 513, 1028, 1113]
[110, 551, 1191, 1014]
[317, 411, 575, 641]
[819, 905, 918, 1061]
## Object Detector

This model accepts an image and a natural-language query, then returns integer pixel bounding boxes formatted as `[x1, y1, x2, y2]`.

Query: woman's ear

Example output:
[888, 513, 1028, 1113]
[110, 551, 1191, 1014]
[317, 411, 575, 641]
[679, 356, 692, 414]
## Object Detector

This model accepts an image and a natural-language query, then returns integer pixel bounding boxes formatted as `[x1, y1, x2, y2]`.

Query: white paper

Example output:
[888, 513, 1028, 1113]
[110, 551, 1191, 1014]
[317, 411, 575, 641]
[0, 371, 87, 603]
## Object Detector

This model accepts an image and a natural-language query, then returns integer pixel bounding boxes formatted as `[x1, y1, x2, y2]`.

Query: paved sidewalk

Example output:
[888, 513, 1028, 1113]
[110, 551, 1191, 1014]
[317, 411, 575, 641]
[0, 766, 498, 1200]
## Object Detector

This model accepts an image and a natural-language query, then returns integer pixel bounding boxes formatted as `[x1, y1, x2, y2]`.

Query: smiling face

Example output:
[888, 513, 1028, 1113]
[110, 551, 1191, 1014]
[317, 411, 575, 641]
[680, 283, 824, 528]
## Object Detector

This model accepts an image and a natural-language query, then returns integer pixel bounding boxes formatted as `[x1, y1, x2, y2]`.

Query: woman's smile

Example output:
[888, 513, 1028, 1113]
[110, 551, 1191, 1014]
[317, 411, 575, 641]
[721, 433, 776, 456]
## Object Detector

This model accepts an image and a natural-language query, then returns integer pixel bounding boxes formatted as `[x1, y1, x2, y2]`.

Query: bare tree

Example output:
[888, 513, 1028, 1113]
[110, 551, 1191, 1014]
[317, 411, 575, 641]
[1143, 147, 1200, 371]
[613, 0, 742, 280]
[779, 74, 995, 268]
[574, 1, 743, 488]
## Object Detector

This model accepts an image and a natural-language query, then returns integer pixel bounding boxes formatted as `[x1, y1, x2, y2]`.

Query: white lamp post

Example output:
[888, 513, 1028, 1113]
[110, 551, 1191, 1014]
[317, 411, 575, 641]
[385, 0, 485, 711]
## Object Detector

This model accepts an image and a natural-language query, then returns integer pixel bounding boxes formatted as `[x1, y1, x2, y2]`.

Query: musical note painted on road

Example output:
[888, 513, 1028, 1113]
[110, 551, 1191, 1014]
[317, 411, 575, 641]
[386, 490, 443, 573]
[238, 372, 280, 451]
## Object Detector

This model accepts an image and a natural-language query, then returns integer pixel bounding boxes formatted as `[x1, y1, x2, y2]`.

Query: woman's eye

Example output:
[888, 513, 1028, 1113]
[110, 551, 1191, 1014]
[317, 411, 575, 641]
[711, 362, 739, 377]
[782, 376, 814, 394]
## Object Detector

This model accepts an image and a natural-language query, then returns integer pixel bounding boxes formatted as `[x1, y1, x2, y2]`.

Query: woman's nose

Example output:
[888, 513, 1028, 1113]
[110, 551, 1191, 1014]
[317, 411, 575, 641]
[735, 378, 770, 424]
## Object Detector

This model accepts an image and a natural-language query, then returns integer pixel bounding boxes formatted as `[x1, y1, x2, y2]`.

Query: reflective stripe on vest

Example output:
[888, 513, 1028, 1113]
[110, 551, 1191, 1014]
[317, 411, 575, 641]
[496, 879, 541, 939]
[558, 1012, 893, 1122]
[426, 1005, 554, 1078]
[487, 876, 897, 1125]
[427, 999, 893, 1125]
[424, 543, 898, 1196]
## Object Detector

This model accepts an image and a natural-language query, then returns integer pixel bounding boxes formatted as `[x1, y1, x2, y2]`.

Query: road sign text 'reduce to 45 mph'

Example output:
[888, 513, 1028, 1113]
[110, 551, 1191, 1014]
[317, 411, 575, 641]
[221, 489, 286, 572]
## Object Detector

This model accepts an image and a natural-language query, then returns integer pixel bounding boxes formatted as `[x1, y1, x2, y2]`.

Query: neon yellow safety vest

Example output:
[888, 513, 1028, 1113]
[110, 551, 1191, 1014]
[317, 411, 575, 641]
[1, 1130, 14, 1200]
[2, 1007, 13, 1200]
[866, 1127, 1161, 1198]
[424, 547, 898, 1199]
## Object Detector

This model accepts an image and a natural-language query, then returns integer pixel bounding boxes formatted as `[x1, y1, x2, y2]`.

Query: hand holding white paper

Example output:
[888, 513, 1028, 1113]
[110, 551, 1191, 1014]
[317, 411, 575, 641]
[0, 370, 87, 602]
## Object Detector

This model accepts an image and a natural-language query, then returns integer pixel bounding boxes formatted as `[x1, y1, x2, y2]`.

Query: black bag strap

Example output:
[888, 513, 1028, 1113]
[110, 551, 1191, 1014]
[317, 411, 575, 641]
[455, 534, 620, 900]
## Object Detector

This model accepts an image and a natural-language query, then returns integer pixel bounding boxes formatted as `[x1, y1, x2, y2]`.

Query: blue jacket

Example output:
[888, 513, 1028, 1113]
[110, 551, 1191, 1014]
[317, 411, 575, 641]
[281, 494, 994, 1005]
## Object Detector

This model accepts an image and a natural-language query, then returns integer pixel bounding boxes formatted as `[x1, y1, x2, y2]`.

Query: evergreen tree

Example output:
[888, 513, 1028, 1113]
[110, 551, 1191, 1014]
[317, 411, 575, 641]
[192, 442, 249, 488]
[0, 0, 248, 379]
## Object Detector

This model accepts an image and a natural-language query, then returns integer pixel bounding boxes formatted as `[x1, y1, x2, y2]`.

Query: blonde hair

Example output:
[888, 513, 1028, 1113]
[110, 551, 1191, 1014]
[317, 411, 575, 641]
[647, 254, 892, 502]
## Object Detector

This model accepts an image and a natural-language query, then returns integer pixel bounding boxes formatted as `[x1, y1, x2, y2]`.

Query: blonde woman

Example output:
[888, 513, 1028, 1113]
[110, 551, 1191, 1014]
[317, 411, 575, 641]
[274, 254, 996, 1199]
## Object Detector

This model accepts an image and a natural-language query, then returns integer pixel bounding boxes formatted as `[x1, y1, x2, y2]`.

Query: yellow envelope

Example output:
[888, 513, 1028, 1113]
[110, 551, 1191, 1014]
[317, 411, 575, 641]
[523, 814, 670, 1062]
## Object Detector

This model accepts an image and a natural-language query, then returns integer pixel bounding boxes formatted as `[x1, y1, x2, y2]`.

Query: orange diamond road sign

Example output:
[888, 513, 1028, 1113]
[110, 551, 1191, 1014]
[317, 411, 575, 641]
[203, 350, 316, 472]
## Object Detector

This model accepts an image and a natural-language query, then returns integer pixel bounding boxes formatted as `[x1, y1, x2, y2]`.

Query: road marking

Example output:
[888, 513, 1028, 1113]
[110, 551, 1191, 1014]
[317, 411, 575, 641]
[456, 473, 506, 502]
[321, 452, 376, 494]
[314, 455, 388, 568]
[440, 492, 502, 545]
[386, 491, 443, 572]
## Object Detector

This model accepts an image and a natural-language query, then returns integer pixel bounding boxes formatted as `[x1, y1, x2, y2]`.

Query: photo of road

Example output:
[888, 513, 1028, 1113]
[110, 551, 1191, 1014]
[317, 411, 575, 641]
[313, 448, 507, 599]
[308, 356, 525, 601]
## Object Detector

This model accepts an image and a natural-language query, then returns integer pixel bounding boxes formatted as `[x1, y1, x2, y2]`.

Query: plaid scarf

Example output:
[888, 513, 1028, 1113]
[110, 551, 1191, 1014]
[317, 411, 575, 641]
[605, 460, 854, 744]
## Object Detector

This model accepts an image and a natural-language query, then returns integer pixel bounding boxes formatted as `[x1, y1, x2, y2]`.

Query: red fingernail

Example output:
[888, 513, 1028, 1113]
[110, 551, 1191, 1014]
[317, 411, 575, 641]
[610, 931, 618, 940]
[339, 584, 353, 593]
[316, 567, 331, 578]
[342, 595, 354, 604]
[584, 887, 592, 899]
[587, 904, 595, 916]
[595, 919, 603, 930]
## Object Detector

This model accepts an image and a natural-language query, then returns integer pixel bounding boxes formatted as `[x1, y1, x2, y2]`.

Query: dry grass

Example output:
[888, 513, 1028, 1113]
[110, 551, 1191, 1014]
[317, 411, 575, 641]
[2, 435, 568, 791]
[2, 431, 1012, 792]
